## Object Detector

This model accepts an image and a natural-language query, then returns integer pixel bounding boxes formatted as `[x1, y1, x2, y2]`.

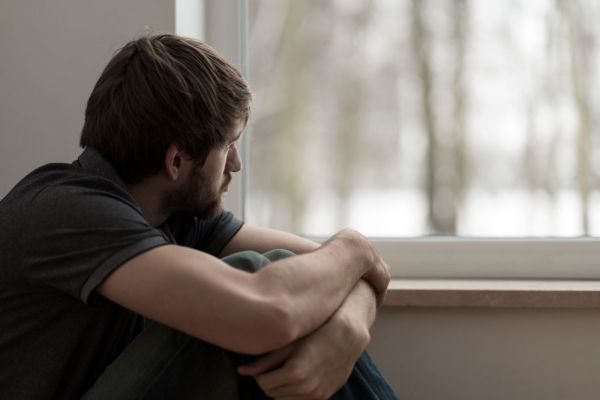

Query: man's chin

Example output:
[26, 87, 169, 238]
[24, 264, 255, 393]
[193, 199, 223, 220]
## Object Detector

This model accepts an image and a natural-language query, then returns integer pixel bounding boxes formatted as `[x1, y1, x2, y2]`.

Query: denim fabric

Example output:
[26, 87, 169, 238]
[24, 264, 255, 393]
[83, 250, 398, 399]
[82, 322, 239, 400]
[330, 352, 397, 400]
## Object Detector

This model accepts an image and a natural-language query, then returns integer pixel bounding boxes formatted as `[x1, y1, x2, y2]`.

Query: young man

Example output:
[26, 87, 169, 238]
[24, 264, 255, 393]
[0, 34, 395, 399]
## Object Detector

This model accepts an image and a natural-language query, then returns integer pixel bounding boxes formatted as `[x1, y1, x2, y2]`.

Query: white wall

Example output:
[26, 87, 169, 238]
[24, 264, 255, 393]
[0, 0, 175, 197]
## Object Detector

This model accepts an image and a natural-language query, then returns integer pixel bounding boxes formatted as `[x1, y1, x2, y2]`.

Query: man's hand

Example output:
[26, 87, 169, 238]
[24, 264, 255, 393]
[237, 311, 369, 399]
[327, 229, 391, 306]
[363, 254, 391, 307]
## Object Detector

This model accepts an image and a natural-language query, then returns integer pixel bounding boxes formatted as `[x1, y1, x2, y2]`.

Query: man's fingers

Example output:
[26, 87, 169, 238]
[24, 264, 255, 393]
[267, 381, 331, 399]
[238, 346, 294, 376]
[376, 290, 387, 307]
[377, 260, 390, 306]
[256, 362, 333, 399]
[254, 365, 292, 391]
[363, 260, 390, 305]
[255, 358, 311, 392]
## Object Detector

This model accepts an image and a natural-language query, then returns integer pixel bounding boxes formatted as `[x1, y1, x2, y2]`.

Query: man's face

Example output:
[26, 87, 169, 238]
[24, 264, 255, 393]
[163, 122, 244, 219]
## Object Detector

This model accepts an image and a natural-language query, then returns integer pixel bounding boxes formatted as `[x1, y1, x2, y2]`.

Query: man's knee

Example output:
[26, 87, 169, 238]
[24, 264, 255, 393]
[262, 248, 296, 262]
[221, 249, 296, 273]
[221, 250, 269, 273]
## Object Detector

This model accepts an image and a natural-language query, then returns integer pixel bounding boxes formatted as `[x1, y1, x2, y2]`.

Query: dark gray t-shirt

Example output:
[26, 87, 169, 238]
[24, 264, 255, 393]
[0, 148, 243, 399]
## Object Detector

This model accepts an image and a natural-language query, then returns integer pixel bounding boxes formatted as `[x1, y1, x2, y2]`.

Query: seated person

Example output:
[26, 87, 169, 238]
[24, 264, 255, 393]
[0, 34, 397, 400]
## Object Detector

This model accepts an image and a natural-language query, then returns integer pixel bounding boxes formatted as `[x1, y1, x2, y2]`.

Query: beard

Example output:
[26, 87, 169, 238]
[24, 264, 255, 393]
[161, 165, 224, 220]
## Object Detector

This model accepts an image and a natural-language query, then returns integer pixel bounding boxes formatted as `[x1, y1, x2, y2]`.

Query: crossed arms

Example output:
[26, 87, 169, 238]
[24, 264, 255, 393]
[222, 225, 385, 397]
[97, 224, 390, 397]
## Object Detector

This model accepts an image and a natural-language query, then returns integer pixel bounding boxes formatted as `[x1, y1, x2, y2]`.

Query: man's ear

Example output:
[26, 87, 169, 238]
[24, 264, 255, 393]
[164, 144, 185, 181]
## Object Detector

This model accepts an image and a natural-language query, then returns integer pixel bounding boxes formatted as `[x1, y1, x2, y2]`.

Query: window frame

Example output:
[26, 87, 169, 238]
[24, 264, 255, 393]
[182, 0, 600, 280]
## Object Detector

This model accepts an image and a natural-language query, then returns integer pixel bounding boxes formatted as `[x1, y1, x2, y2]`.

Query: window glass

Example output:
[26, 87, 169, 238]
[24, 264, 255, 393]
[246, 0, 600, 237]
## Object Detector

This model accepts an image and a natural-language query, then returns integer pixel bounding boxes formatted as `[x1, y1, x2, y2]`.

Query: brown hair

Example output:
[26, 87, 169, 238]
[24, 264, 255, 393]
[80, 34, 251, 183]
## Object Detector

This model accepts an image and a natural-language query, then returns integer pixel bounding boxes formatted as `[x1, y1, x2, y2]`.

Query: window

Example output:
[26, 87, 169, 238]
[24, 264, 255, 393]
[245, 0, 600, 237]
[193, 0, 600, 279]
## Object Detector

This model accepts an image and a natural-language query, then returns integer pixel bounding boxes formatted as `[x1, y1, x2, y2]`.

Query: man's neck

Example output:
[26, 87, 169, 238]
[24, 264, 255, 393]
[127, 179, 169, 227]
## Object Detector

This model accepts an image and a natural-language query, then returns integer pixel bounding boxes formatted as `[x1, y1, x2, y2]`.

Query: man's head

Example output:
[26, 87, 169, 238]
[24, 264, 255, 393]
[160, 120, 244, 219]
[80, 34, 251, 185]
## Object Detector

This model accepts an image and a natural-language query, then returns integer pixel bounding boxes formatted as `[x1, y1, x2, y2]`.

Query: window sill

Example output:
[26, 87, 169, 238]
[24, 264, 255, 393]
[383, 279, 600, 308]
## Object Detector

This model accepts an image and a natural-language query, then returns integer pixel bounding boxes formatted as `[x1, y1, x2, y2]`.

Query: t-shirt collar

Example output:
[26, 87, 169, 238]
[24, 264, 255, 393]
[76, 147, 129, 190]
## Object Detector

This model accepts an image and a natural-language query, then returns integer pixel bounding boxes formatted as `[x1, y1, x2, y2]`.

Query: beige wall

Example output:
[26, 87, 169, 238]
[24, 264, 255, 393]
[369, 307, 600, 400]
[0, 0, 175, 198]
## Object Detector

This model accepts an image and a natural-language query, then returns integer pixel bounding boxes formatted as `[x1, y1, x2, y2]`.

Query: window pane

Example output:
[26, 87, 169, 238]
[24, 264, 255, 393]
[246, 0, 600, 237]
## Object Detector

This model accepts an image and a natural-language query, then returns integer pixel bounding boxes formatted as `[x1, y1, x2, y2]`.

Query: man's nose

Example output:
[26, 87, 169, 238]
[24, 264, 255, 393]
[227, 144, 242, 173]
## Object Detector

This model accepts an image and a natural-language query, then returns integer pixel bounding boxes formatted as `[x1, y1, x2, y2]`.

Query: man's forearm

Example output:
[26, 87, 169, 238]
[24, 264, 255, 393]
[254, 225, 378, 332]
[252, 231, 373, 342]
[236, 279, 378, 397]
[329, 279, 377, 340]
[220, 225, 319, 256]
[223, 224, 388, 344]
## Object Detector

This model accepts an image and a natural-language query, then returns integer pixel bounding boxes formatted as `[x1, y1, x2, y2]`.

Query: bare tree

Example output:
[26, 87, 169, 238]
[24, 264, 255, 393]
[560, 0, 592, 234]
[411, 0, 440, 233]
[332, 0, 375, 228]
[412, 0, 467, 234]
[247, 0, 314, 232]
[451, 0, 469, 233]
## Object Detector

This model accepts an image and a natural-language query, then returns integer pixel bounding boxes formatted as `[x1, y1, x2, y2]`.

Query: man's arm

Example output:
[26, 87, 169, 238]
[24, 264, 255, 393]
[96, 229, 385, 355]
[220, 224, 321, 256]
[222, 224, 381, 397]
[222, 224, 380, 311]
[222, 224, 380, 326]
[240, 280, 376, 399]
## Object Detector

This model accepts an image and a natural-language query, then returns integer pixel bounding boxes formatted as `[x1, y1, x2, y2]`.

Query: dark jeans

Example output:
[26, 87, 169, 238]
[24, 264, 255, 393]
[83, 250, 397, 399]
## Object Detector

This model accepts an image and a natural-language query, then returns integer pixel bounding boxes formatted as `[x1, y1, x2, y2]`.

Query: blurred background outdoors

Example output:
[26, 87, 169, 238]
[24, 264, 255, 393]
[245, 0, 600, 237]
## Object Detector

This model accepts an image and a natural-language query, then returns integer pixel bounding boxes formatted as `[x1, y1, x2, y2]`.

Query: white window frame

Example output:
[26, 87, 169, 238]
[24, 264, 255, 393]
[179, 0, 600, 280]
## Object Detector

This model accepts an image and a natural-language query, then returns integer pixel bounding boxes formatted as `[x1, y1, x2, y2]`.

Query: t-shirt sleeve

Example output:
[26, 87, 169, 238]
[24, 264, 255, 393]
[166, 211, 244, 255]
[21, 179, 168, 305]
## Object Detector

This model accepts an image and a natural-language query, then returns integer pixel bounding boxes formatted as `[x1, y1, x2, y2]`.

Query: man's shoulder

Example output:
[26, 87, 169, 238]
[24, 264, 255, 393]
[6, 161, 131, 207]
[0, 161, 140, 231]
